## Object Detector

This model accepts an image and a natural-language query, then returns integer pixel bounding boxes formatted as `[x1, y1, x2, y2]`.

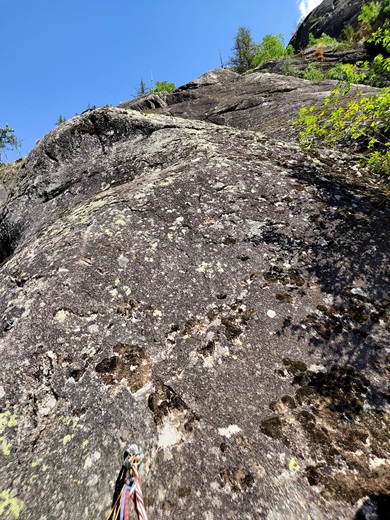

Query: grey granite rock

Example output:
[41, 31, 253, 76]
[0, 80, 388, 519]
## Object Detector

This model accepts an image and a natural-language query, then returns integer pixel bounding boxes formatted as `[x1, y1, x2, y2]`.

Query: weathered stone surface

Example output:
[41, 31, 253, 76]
[289, 0, 365, 51]
[0, 80, 389, 519]
[119, 68, 376, 142]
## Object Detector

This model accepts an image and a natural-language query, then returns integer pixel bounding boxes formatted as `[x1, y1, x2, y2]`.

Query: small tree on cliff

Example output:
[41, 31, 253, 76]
[229, 26, 259, 73]
[0, 124, 20, 165]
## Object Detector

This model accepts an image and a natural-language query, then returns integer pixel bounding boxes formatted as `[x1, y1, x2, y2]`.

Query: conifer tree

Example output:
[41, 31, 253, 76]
[229, 26, 258, 73]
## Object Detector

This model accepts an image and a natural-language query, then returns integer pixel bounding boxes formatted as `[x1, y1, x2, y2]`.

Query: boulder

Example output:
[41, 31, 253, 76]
[289, 0, 365, 51]
[0, 74, 389, 520]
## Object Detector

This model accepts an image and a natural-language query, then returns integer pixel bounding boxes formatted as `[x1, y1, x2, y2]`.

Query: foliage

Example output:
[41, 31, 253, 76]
[303, 63, 324, 81]
[295, 84, 390, 180]
[0, 125, 20, 165]
[149, 81, 176, 93]
[307, 32, 339, 48]
[340, 24, 358, 44]
[252, 34, 293, 67]
[55, 114, 67, 126]
[229, 26, 259, 73]
[230, 28, 295, 73]
[358, 0, 384, 33]
[368, 27, 390, 76]
[280, 56, 298, 77]
[326, 63, 367, 83]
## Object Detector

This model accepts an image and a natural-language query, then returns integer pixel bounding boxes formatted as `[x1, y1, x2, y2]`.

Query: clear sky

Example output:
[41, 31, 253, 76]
[1, 0, 322, 161]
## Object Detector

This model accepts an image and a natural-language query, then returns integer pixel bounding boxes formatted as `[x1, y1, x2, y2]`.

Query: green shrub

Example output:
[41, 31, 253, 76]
[229, 28, 294, 73]
[280, 56, 299, 77]
[308, 32, 339, 48]
[326, 63, 367, 83]
[295, 85, 390, 180]
[253, 34, 291, 67]
[149, 81, 176, 93]
[340, 24, 358, 44]
[303, 64, 324, 81]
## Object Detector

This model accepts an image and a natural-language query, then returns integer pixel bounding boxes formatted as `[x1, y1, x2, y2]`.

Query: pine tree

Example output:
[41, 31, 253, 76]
[229, 26, 259, 73]
[0, 125, 19, 165]
[137, 79, 147, 96]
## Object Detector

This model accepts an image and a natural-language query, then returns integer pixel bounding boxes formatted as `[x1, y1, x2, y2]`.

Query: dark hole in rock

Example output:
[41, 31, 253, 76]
[170, 323, 180, 333]
[260, 415, 283, 439]
[96, 344, 151, 393]
[147, 379, 200, 430]
[198, 340, 215, 357]
[0, 221, 21, 266]
[221, 317, 242, 340]
[216, 294, 227, 300]
[221, 467, 255, 491]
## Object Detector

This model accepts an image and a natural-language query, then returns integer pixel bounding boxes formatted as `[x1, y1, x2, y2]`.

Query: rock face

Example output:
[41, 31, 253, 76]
[0, 69, 389, 520]
[289, 0, 365, 51]
[119, 68, 375, 141]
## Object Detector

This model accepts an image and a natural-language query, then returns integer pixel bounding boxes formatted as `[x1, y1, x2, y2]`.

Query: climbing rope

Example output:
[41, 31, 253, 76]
[105, 444, 148, 520]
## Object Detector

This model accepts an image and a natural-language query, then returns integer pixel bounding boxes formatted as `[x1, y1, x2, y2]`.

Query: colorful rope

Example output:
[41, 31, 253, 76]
[105, 444, 147, 520]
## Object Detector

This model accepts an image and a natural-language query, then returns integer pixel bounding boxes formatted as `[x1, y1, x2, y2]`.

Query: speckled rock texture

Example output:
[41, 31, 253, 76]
[289, 0, 365, 51]
[0, 70, 389, 520]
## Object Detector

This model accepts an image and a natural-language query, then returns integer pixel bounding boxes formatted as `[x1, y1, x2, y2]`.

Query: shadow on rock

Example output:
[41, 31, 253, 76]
[354, 494, 390, 519]
[282, 162, 389, 372]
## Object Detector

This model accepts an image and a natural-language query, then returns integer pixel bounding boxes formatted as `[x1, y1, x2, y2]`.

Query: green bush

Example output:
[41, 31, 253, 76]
[295, 85, 390, 180]
[340, 24, 358, 44]
[294, 1, 390, 181]
[229, 28, 295, 73]
[253, 34, 292, 67]
[149, 81, 176, 93]
[280, 56, 299, 77]
[303, 64, 324, 81]
[326, 63, 367, 83]
[307, 32, 339, 48]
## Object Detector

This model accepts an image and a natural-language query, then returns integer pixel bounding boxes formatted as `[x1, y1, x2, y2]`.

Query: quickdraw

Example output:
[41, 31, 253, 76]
[105, 444, 148, 520]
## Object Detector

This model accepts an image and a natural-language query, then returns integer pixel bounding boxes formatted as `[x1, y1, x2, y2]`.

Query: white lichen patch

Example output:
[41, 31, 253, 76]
[110, 288, 119, 299]
[196, 261, 224, 278]
[218, 424, 241, 438]
[53, 309, 70, 324]
[115, 218, 127, 226]
[84, 451, 101, 469]
[117, 254, 129, 267]
[158, 417, 182, 449]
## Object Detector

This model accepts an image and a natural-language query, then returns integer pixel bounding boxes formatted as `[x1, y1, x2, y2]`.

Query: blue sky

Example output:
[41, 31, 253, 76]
[1, 0, 322, 161]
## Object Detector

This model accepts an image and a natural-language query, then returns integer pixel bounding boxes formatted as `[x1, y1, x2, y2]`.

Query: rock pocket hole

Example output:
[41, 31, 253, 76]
[96, 344, 152, 393]
[0, 221, 21, 266]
